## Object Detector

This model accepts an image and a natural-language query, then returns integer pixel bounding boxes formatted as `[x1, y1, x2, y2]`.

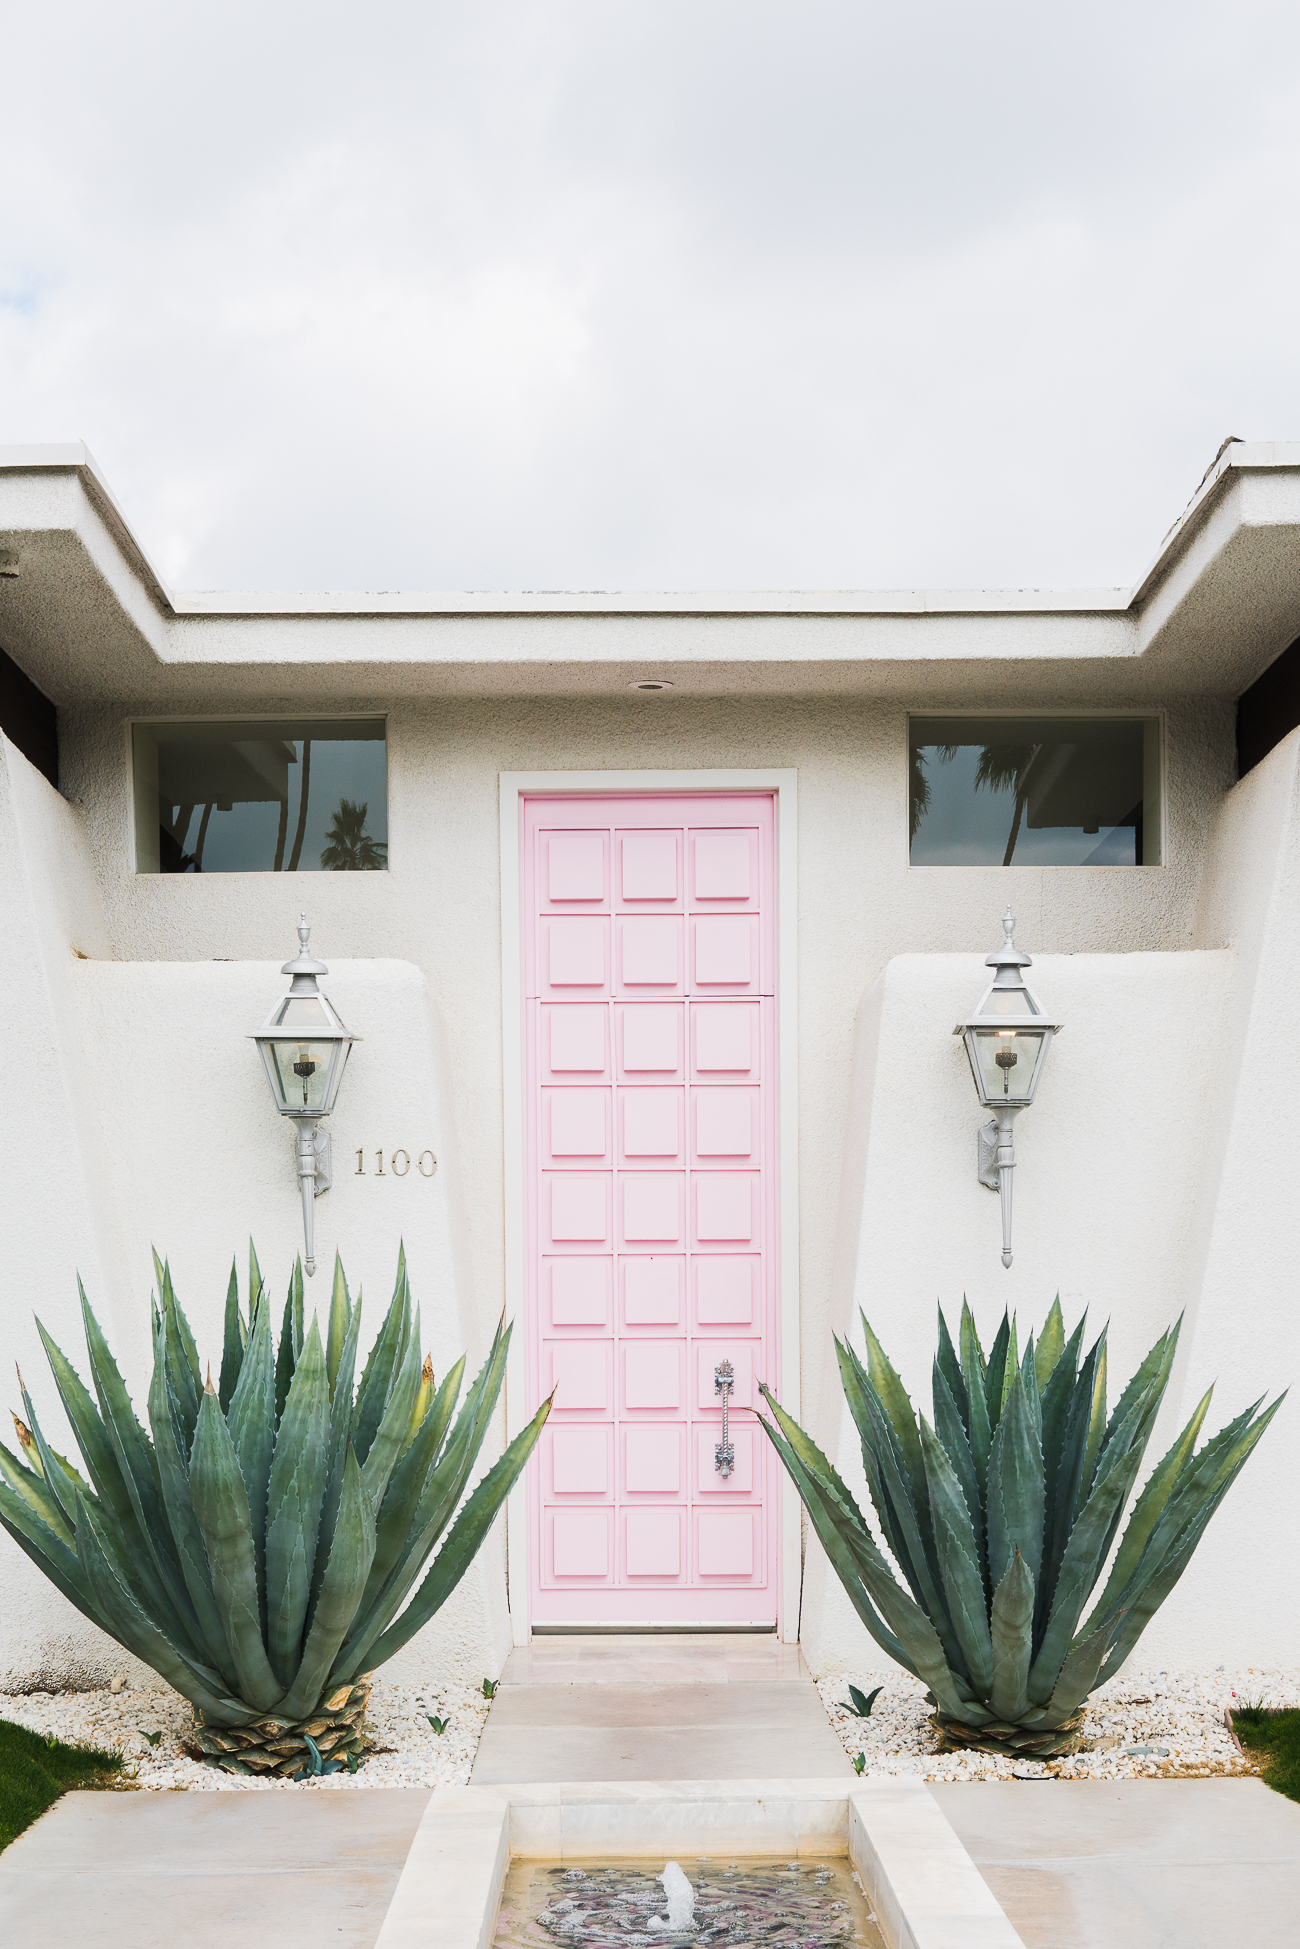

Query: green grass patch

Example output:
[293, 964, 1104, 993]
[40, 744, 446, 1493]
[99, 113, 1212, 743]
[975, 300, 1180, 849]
[0, 1715, 123, 1852]
[1231, 1704, 1300, 1803]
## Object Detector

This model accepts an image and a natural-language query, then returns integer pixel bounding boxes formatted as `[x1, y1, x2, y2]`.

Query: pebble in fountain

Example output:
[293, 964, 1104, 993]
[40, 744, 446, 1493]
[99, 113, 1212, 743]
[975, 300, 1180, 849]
[648, 1862, 695, 1934]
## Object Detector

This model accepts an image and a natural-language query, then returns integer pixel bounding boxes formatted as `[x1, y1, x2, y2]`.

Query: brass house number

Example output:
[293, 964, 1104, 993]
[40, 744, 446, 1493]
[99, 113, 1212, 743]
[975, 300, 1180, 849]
[355, 1149, 438, 1178]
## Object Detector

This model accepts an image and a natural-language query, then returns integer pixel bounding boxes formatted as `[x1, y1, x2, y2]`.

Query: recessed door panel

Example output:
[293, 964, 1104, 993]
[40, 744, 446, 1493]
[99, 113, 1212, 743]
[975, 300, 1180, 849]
[524, 791, 779, 1623]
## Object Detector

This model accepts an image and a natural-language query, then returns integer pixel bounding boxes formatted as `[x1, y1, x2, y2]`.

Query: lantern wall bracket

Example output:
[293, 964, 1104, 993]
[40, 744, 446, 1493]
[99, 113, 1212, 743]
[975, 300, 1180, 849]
[977, 1120, 1001, 1190]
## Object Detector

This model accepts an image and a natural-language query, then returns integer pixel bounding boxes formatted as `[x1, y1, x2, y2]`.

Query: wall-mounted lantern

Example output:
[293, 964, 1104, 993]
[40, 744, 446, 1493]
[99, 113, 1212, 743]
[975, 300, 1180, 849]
[953, 908, 1062, 1270]
[250, 916, 359, 1276]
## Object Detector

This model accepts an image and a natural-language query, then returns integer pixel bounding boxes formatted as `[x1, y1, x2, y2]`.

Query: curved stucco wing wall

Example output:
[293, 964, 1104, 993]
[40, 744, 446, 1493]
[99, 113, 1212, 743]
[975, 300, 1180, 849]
[0, 737, 508, 1687]
[794, 945, 1298, 1677]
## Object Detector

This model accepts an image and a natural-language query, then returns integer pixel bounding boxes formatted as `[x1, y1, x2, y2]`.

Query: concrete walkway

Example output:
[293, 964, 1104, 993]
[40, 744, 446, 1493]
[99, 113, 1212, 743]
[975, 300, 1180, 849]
[933, 1777, 1300, 1949]
[471, 1633, 853, 1783]
[0, 1786, 430, 1949]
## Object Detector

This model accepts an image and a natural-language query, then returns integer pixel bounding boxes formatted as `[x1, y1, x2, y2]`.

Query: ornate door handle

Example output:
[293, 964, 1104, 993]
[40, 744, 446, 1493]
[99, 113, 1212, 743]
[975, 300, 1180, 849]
[714, 1359, 735, 1477]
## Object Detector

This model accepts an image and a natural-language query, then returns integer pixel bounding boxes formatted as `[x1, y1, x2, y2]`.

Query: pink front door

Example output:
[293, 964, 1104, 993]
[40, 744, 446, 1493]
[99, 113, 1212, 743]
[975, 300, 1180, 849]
[521, 793, 780, 1626]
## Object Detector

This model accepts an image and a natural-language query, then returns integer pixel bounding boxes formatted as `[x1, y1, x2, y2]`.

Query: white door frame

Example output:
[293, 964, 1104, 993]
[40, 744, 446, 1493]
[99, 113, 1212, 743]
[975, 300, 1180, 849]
[499, 767, 801, 1643]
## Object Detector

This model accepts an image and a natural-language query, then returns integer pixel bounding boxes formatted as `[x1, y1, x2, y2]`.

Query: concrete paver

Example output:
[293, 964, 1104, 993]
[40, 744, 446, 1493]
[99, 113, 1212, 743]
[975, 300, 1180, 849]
[473, 1635, 852, 1783]
[931, 1777, 1300, 1949]
[0, 1787, 432, 1949]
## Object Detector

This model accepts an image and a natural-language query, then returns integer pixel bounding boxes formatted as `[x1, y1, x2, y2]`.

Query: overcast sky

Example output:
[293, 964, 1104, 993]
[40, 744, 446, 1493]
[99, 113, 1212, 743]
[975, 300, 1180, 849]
[4, 3, 1299, 592]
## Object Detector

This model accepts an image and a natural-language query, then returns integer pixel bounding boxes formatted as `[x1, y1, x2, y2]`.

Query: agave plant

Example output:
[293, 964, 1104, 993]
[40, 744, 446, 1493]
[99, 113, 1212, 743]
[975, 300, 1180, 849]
[760, 1300, 1283, 1757]
[0, 1245, 549, 1777]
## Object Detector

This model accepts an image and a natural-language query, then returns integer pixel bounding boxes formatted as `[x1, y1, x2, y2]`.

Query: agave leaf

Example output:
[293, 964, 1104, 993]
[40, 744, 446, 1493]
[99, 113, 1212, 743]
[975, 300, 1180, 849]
[931, 1364, 985, 1583]
[0, 1445, 101, 1622]
[1044, 1330, 1106, 1591]
[74, 1489, 257, 1726]
[1035, 1299, 1066, 1391]
[756, 1405, 909, 1667]
[960, 1301, 992, 1499]
[1090, 1387, 1214, 1620]
[935, 1308, 969, 1434]
[1093, 1398, 1284, 1684]
[278, 1444, 376, 1721]
[0, 1436, 76, 1545]
[264, 1321, 331, 1687]
[860, 1314, 930, 1534]
[360, 1315, 424, 1511]
[408, 1356, 435, 1443]
[36, 1321, 139, 1536]
[860, 1381, 959, 1671]
[146, 1312, 233, 1681]
[189, 1388, 282, 1710]
[15, 1374, 83, 1529]
[835, 1336, 913, 1575]
[1038, 1610, 1122, 1725]
[218, 1260, 244, 1412]
[919, 1419, 994, 1696]
[1100, 1323, 1177, 1463]
[227, 1292, 277, 1602]
[157, 1261, 203, 1450]
[1080, 1333, 1108, 1495]
[308, 1289, 366, 1623]
[355, 1391, 550, 1675]
[757, 1389, 989, 1725]
[78, 1286, 198, 1644]
[983, 1312, 1013, 1428]
[326, 1254, 352, 1397]
[342, 1327, 512, 1661]
[985, 1369, 1045, 1595]
[351, 1277, 409, 1466]
[248, 1239, 265, 1316]
[1110, 1393, 1282, 1616]
[1035, 1311, 1088, 1621]
[274, 1263, 305, 1424]
[1025, 1386, 1165, 1704]
[988, 1549, 1035, 1722]
[362, 1356, 465, 1613]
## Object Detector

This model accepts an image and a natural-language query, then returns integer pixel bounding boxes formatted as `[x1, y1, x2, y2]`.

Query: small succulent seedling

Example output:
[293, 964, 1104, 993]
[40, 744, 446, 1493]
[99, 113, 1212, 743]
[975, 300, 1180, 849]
[426, 1713, 449, 1734]
[852, 1752, 866, 1775]
[482, 1678, 498, 1700]
[845, 1685, 882, 1719]
[137, 1728, 163, 1747]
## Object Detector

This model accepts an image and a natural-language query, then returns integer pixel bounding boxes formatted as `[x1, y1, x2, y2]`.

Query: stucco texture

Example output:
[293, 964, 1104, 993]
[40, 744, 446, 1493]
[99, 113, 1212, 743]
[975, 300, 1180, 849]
[4, 689, 1295, 1688]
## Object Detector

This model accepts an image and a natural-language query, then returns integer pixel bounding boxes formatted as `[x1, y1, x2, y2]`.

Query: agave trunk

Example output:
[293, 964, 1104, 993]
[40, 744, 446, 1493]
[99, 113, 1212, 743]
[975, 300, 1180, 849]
[185, 1678, 373, 1777]
[760, 1297, 1282, 1757]
[0, 1245, 551, 1754]
[929, 1710, 1084, 1759]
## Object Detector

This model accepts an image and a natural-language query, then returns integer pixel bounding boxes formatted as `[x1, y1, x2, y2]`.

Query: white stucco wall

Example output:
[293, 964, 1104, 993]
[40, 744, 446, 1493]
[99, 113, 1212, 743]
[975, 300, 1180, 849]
[0, 736, 509, 1689]
[56, 692, 1233, 1545]
[12, 689, 1296, 1685]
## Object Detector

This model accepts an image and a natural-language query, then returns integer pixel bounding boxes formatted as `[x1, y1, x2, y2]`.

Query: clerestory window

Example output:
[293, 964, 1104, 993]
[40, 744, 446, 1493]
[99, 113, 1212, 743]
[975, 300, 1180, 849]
[909, 716, 1161, 866]
[132, 718, 388, 873]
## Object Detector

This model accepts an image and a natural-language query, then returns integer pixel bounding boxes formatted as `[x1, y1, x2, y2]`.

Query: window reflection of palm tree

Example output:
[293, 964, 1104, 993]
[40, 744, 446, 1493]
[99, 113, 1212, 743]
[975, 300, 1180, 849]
[973, 742, 1043, 866]
[911, 740, 1046, 865]
[321, 798, 388, 871]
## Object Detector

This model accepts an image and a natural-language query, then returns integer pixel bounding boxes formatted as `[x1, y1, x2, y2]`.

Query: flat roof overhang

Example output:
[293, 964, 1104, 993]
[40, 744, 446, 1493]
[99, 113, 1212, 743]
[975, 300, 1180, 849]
[1, 441, 1299, 708]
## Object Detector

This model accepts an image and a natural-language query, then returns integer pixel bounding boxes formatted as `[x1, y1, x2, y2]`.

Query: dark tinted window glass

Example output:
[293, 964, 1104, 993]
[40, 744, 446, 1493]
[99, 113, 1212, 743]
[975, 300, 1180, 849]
[909, 717, 1160, 866]
[133, 719, 387, 873]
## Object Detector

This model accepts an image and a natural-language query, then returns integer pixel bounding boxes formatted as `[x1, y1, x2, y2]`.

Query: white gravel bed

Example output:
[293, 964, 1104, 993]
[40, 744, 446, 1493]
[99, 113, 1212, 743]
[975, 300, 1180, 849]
[0, 1673, 493, 1792]
[817, 1666, 1300, 1782]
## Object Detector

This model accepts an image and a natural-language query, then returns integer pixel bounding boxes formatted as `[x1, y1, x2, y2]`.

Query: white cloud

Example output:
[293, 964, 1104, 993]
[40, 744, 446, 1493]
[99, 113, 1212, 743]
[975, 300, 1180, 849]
[3, 0, 1300, 590]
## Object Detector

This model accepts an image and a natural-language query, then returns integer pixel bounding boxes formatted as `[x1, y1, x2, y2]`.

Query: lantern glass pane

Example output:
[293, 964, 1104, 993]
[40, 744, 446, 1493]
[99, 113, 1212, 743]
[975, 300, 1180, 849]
[973, 1028, 1045, 1103]
[976, 986, 1036, 1017]
[269, 1039, 338, 1112]
[274, 995, 334, 1031]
